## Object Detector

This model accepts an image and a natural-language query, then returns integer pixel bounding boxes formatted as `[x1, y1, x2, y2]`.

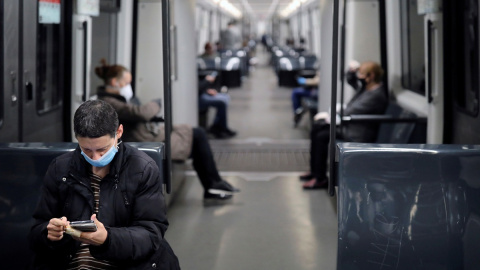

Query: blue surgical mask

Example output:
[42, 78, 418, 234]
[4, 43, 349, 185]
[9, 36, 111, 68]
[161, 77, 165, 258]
[81, 139, 118, 168]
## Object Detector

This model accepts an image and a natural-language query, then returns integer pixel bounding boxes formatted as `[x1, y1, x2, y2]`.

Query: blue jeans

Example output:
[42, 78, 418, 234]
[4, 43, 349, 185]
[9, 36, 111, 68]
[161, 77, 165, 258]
[199, 93, 230, 130]
[291, 87, 317, 113]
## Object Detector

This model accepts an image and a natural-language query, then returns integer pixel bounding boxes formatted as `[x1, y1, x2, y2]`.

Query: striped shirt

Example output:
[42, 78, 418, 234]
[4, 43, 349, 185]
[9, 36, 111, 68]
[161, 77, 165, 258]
[67, 173, 118, 270]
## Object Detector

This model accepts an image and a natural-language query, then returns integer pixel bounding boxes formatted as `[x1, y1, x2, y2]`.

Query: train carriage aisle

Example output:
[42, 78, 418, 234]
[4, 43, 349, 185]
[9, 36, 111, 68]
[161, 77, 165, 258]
[166, 48, 338, 270]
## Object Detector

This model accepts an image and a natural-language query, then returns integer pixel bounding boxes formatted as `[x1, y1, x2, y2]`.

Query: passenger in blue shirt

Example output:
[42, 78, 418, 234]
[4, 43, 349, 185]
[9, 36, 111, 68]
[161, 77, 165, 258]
[292, 74, 319, 127]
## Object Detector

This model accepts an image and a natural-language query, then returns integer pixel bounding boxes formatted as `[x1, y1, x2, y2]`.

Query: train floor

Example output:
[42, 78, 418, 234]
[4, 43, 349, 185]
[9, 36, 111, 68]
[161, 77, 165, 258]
[165, 49, 338, 270]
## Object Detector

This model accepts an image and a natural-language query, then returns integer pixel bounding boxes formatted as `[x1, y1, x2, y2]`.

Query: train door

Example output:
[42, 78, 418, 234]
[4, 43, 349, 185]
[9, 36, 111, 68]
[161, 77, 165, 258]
[0, 1, 21, 142]
[0, 0, 67, 142]
[444, 0, 480, 144]
[420, 2, 444, 143]
[71, 5, 95, 141]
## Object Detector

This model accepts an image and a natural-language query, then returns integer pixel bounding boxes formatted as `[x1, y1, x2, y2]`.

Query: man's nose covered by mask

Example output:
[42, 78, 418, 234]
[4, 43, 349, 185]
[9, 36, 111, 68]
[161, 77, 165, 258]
[81, 138, 119, 167]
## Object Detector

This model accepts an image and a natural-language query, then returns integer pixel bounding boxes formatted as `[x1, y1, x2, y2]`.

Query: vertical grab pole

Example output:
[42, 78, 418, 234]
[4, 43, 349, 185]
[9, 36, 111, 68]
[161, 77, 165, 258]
[328, 0, 340, 197]
[162, 0, 172, 194]
[339, 0, 347, 134]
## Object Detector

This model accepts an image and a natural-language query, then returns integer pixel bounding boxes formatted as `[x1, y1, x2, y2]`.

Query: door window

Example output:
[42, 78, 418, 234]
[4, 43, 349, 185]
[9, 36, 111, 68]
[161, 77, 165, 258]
[400, 0, 426, 95]
[457, 0, 479, 115]
[37, 1, 63, 114]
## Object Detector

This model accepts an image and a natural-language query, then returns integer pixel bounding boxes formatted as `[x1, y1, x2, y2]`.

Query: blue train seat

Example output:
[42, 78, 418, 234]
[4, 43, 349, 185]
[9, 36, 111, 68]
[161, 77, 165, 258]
[336, 143, 480, 270]
[0, 142, 164, 270]
[340, 102, 427, 143]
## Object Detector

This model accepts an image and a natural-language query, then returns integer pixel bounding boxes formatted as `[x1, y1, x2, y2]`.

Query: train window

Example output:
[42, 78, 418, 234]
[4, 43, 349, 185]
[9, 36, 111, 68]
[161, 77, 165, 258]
[456, 0, 479, 115]
[400, 0, 425, 95]
[37, 18, 63, 114]
[91, 13, 118, 96]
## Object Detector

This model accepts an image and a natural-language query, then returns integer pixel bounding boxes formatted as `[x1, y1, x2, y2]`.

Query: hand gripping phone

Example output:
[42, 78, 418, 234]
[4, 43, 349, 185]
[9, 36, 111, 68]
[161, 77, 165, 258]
[69, 220, 97, 232]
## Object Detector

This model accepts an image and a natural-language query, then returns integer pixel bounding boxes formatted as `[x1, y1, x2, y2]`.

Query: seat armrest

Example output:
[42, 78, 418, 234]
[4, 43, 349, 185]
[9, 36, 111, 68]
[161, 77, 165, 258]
[342, 115, 427, 123]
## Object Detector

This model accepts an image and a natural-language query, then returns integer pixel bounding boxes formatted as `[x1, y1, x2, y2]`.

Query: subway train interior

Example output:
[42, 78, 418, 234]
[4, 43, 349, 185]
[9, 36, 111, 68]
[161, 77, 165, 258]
[2, 0, 480, 269]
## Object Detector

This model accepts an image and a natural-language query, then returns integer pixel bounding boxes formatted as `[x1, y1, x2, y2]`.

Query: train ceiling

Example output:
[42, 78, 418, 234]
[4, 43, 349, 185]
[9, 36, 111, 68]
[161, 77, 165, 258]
[225, 0, 312, 19]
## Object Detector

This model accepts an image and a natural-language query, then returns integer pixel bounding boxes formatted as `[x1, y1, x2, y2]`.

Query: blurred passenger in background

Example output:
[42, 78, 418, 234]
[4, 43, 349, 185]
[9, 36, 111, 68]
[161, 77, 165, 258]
[301, 61, 388, 189]
[200, 42, 218, 59]
[199, 73, 236, 139]
[220, 20, 242, 50]
[292, 74, 319, 127]
[95, 60, 239, 200]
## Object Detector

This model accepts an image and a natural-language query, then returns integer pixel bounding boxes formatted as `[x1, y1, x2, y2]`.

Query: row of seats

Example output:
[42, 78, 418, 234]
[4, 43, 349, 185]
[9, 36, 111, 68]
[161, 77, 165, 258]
[270, 45, 318, 87]
[0, 142, 170, 269]
[197, 48, 252, 88]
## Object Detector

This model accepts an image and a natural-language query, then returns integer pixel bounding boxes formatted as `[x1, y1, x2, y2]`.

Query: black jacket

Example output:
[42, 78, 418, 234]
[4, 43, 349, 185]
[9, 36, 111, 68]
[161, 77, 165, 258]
[28, 143, 170, 269]
[342, 71, 388, 142]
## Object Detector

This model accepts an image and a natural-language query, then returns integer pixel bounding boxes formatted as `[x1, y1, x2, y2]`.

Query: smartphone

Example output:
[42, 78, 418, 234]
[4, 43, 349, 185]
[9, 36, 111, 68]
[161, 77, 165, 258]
[70, 220, 97, 232]
[210, 71, 218, 77]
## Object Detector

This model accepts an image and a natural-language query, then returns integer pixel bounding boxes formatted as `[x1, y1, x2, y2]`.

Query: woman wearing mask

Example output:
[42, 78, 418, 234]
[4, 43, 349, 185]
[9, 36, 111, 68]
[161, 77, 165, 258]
[95, 59, 239, 200]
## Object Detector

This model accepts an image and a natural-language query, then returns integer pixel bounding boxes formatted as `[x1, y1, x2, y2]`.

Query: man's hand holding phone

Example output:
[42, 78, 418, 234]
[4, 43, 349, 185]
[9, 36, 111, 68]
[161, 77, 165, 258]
[65, 214, 108, 246]
[47, 216, 68, 241]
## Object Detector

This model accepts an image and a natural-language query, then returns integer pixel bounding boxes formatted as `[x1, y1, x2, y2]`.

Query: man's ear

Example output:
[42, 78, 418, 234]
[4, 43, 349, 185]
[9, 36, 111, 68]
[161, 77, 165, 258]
[117, 124, 124, 139]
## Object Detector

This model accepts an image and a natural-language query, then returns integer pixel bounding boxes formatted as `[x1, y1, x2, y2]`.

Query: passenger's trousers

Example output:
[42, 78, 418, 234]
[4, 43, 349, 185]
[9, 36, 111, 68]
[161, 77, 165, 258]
[189, 127, 222, 189]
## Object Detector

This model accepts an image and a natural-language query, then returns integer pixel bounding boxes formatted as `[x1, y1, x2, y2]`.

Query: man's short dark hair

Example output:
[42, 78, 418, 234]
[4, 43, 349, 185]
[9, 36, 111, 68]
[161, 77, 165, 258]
[74, 100, 119, 138]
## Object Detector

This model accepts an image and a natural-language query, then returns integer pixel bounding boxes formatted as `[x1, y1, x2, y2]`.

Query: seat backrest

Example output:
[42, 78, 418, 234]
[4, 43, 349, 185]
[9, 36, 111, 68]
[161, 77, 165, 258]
[336, 143, 480, 270]
[375, 102, 417, 143]
[197, 57, 217, 70]
[0, 142, 164, 270]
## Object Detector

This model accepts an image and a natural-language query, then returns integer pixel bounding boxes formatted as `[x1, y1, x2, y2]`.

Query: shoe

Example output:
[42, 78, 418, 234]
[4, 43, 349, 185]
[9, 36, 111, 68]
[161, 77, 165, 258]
[204, 190, 233, 200]
[293, 108, 304, 127]
[299, 173, 313, 181]
[302, 178, 328, 190]
[208, 126, 236, 139]
[208, 126, 229, 139]
[208, 179, 240, 195]
[224, 128, 237, 137]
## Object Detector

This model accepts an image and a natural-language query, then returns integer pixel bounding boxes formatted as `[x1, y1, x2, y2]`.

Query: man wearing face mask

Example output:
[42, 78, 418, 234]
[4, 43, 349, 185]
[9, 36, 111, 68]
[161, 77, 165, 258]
[299, 61, 388, 189]
[29, 100, 180, 269]
[94, 60, 239, 200]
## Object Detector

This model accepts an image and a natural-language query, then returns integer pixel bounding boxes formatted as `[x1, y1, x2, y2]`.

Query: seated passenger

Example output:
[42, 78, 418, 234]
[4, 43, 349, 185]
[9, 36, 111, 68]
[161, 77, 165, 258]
[301, 61, 388, 189]
[29, 100, 180, 268]
[200, 42, 218, 59]
[94, 60, 239, 200]
[199, 73, 236, 139]
[292, 74, 319, 127]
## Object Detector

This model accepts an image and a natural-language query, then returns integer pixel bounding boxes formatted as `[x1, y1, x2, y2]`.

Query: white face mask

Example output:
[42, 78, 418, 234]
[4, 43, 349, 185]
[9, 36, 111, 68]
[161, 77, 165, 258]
[119, 84, 133, 102]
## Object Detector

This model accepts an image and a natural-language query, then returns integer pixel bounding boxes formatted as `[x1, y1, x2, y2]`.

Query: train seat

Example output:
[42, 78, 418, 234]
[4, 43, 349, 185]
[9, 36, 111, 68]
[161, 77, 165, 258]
[336, 143, 480, 270]
[0, 142, 166, 269]
[277, 56, 301, 87]
[341, 101, 427, 143]
[220, 56, 242, 88]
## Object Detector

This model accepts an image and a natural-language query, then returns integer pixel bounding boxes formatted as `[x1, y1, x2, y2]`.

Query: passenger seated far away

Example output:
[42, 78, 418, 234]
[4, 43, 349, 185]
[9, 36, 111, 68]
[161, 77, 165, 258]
[199, 73, 237, 139]
[200, 42, 218, 59]
[300, 61, 388, 189]
[94, 59, 239, 200]
[292, 73, 319, 127]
